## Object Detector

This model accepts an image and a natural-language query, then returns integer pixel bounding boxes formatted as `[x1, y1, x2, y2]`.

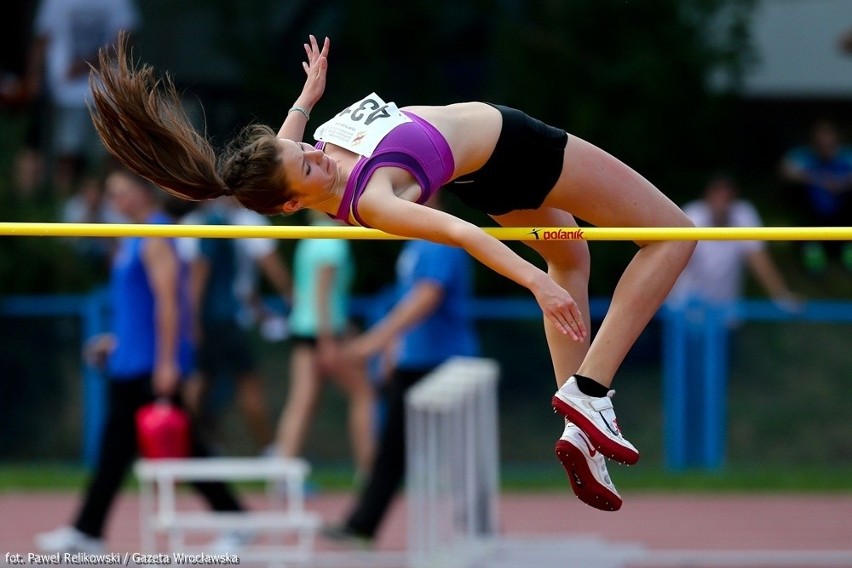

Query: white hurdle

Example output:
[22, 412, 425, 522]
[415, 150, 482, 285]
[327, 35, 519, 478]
[406, 357, 501, 568]
[134, 457, 321, 565]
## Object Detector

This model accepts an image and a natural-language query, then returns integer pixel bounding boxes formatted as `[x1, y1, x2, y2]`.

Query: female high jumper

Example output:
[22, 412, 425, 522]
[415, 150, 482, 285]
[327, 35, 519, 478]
[88, 34, 695, 511]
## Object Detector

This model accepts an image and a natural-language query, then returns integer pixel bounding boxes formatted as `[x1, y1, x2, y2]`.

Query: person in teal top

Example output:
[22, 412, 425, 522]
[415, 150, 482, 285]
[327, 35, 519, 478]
[287, 214, 354, 338]
[274, 212, 375, 476]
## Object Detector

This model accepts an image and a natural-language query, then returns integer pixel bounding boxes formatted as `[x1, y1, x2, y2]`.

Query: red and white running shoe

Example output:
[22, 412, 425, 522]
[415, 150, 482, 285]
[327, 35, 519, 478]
[552, 376, 639, 465]
[556, 422, 622, 512]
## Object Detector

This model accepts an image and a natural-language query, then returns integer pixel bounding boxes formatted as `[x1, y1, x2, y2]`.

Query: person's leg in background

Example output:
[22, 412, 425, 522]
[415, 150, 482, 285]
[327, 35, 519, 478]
[35, 377, 150, 552]
[327, 357, 375, 478]
[73, 377, 149, 538]
[338, 368, 427, 540]
[275, 340, 323, 459]
[227, 321, 274, 452]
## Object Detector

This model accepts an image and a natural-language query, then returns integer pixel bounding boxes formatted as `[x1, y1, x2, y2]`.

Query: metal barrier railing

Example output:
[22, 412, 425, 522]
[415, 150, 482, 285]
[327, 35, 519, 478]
[2, 293, 851, 471]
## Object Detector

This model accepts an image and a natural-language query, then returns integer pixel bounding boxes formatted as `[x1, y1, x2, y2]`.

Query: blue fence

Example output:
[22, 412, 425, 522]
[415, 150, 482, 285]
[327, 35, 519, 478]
[660, 298, 852, 470]
[2, 293, 851, 470]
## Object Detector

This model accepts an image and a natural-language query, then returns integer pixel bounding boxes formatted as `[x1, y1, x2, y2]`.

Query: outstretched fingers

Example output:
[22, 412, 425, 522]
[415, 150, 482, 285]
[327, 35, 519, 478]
[303, 35, 329, 64]
[303, 35, 318, 63]
[299, 35, 330, 103]
[552, 301, 587, 342]
[533, 274, 587, 342]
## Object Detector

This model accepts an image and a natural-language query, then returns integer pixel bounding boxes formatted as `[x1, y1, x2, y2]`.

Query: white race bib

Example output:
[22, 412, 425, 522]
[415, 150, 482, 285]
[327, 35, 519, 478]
[313, 93, 411, 157]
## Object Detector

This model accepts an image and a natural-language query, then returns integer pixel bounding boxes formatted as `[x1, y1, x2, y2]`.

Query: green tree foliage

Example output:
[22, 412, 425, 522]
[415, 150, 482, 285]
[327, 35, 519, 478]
[488, 0, 755, 196]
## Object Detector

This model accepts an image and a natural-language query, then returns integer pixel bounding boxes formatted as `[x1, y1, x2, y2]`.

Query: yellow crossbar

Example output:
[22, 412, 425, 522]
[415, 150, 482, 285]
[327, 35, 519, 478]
[0, 222, 850, 241]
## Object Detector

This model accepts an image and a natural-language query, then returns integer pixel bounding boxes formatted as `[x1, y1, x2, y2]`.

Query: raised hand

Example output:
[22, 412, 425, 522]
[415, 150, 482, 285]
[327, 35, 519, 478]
[300, 35, 330, 106]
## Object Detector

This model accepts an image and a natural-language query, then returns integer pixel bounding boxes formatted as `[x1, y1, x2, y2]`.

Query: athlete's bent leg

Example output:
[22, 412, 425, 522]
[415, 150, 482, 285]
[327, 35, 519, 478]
[491, 207, 591, 388]
[543, 135, 695, 387]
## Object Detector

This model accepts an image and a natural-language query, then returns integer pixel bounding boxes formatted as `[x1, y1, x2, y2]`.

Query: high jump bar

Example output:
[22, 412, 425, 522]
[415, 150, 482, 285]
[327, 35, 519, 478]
[0, 223, 850, 241]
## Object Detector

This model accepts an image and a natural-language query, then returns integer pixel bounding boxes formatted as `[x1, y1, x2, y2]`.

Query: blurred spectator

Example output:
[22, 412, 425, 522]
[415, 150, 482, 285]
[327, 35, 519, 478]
[0, 1, 37, 108]
[34, 168, 247, 554]
[60, 172, 125, 274]
[665, 174, 803, 469]
[0, 0, 43, 198]
[12, 98, 49, 198]
[179, 198, 292, 453]
[26, 0, 139, 197]
[323, 203, 479, 545]
[668, 174, 800, 310]
[839, 27, 852, 54]
[274, 212, 375, 476]
[780, 120, 852, 274]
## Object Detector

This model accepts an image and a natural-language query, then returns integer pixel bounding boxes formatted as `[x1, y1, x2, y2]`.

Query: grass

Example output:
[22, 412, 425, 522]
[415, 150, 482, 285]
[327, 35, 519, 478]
[3, 461, 852, 494]
[501, 463, 852, 493]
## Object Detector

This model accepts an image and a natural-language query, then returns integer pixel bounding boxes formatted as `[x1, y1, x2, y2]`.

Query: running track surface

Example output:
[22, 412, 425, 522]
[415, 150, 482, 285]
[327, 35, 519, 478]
[2, 491, 852, 567]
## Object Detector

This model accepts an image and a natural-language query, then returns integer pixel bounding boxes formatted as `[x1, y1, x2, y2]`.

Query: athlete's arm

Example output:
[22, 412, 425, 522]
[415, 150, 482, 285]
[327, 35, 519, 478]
[277, 35, 329, 141]
[356, 185, 586, 340]
[143, 238, 182, 396]
[352, 281, 444, 360]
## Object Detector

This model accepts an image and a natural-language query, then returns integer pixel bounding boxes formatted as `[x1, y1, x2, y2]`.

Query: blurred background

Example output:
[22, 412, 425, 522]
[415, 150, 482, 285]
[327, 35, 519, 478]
[1, 0, 851, 488]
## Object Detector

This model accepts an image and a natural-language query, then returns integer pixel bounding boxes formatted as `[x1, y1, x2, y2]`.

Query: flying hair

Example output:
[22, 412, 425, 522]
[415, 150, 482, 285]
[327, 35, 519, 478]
[87, 32, 291, 215]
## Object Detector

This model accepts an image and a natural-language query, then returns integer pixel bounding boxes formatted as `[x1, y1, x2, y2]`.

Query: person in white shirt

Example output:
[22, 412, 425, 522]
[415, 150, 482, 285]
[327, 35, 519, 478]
[668, 174, 799, 309]
[28, 0, 139, 195]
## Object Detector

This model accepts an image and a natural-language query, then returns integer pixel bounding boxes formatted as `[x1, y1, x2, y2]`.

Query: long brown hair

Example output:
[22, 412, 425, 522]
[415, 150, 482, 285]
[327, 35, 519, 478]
[88, 32, 291, 215]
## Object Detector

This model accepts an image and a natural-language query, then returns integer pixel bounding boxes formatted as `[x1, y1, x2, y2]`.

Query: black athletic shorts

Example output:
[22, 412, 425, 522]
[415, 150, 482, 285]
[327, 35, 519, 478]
[445, 104, 568, 216]
[289, 333, 319, 348]
[289, 333, 344, 348]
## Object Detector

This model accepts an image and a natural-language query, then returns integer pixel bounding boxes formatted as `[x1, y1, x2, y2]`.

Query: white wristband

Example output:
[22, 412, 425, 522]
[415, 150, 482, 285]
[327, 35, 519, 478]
[288, 105, 310, 120]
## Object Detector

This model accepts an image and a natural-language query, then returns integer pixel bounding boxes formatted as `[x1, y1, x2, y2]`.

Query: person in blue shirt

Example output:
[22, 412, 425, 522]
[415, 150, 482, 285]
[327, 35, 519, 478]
[323, 197, 479, 542]
[780, 120, 852, 273]
[35, 168, 245, 554]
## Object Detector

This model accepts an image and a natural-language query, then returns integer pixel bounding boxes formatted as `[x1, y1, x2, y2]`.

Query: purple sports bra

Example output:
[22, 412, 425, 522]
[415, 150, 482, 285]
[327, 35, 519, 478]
[316, 112, 455, 227]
